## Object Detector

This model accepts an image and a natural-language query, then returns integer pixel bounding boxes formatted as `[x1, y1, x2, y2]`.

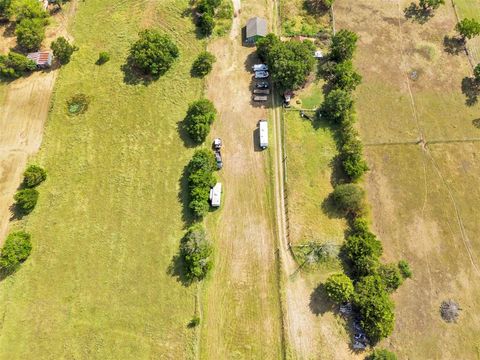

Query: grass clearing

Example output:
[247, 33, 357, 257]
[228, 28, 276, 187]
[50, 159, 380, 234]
[0, 0, 206, 357]
[279, 0, 330, 36]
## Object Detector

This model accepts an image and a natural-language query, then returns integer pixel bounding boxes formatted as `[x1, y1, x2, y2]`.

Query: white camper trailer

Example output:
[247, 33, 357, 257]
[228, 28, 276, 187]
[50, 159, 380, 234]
[259, 120, 268, 149]
[209, 183, 222, 207]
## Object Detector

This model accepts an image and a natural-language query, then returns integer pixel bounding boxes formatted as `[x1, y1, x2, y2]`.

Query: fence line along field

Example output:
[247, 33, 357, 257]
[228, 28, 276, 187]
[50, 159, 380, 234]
[0, 0, 205, 357]
[334, 0, 480, 357]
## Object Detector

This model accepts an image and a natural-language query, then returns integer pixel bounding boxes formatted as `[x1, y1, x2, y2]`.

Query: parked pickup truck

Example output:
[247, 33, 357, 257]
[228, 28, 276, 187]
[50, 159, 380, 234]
[253, 89, 270, 95]
[252, 64, 268, 72]
[253, 95, 268, 102]
[214, 150, 223, 169]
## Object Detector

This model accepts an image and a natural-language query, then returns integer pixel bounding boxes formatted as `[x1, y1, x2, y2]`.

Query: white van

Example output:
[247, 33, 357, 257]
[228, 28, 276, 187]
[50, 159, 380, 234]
[259, 120, 268, 149]
[209, 183, 222, 207]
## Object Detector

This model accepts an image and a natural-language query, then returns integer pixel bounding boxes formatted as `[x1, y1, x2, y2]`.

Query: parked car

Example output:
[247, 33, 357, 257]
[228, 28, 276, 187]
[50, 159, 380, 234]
[253, 89, 270, 95]
[213, 138, 222, 150]
[255, 81, 269, 89]
[253, 95, 268, 102]
[255, 71, 269, 79]
[252, 64, 268, 72]
[214, 151, 223, 169]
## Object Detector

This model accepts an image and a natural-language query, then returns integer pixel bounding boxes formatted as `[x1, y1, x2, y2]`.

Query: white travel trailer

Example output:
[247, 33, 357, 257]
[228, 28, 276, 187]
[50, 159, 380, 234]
[259, 120, 268, 149]
[209, 183, 222, 207]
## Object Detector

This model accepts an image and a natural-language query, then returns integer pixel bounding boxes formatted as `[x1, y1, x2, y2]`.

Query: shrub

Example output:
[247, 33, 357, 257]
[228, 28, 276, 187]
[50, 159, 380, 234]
[354, 275, 395, 343]
[0, 231, 32, 272]
[341, 135, 368, 181]
[14, 188, 38, 214]
[366, 348, 398, 360]
[198, 13, 215, 36]
[188, 149, 217, 217]
[15, 17, 46, 52]
[51, 36, 78, 64]
[67, 93, 89, 115]
[8, 0, 47, 22]
[324, 273, 354, 303]
[331, 60, 362, 92]
[185, 99, 217, 143]
[189, 315, 201, 327]
[344, 229, 382, 277]
[129, 29, 179, 76]
[331, 183, 365, 215]
[0, 51, 36, 78]
[398, 260, 412, 279]
[456, 18, 480, 40]
[191, 51, 216, 77]
[379, 263, 404, 293]
[96, 51, 110, 65]
[180, 224, 213, 281]
[23, 164, 47, 187]
[318, 88, 354, 124]
[330, 29, 358, 62]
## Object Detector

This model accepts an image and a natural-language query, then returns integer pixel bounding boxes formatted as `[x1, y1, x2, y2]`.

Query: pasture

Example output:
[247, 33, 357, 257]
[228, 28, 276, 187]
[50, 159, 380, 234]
[0, 0, 205, 357]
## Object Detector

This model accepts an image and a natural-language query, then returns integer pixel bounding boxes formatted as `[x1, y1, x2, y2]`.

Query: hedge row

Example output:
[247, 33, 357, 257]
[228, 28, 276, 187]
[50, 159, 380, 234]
[187, 149, 217, 218]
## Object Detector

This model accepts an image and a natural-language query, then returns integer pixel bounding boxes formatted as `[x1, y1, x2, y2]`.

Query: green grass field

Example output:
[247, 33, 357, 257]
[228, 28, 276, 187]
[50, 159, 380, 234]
[0, 0, 206, 357]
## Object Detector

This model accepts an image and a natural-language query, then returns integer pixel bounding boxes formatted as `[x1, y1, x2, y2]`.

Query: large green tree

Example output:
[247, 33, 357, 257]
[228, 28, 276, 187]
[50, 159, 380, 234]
[180, 224, 214, 281]
[0, 231, 32, 272]
[324, 273, 354, 303]
[344, 226, 383, 277]
[191, 51, 216, 77]
[185, 99, 217, 143]
[14, 188, 38, 214]
[0, 51, 36, 78]
[188, 149, 217, 218]
[318, 88, 354, 124]
[23, 164, 47, 188]
[129, 29, 179, 76]
[331, 183, 365, 215]
[456, 18, 480, 40]
[16, 17, 46, 52]
[331, 60, 362, 92]
[330, 29, 358, 62]
[51, 36, 78, 64]
[8, 0, 47, 21]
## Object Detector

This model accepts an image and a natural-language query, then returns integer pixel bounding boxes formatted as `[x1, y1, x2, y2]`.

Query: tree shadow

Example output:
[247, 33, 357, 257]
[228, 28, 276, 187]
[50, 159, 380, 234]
[302, 0, 329, 16]
[472, 118, 480, 128]
[461, 77, 480, 106]
[403, 3, 433, 24]
[178, 164, 195, 228]
[321, 191, 344, 219]
[167, 252, 194, 287]
[328, 154, 346, 187]
[177, 119, 199, 149]
[120, 58, 155, 86]
[309, 283, 335, 316]
[443, 35, 465, 55]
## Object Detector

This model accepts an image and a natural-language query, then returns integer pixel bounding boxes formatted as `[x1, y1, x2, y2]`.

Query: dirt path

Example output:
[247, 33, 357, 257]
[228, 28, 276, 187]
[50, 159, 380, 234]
[0, 2, 76, 244]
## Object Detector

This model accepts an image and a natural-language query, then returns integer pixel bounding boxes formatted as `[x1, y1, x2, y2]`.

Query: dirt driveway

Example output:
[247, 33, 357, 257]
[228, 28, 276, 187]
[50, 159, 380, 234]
[0, 2, 76, 243]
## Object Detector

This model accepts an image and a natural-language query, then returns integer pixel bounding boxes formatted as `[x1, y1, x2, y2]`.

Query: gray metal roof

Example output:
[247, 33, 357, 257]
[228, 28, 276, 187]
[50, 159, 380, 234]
[246, 17, 267, 38]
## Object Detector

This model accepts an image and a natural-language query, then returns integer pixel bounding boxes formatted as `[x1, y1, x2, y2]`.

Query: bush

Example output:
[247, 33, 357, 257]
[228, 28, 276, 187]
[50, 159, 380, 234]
[354, 275, 395, 343]
[191, 51, 216, 77]
[180, 224, 213, 281]
[15, 17, 46, 52]
[378, 263, 403, 293]
[331, 60, 362, 92]
[0, 51, 36, 78]
[8, 0, 47, 22]
[318, 88, 354, 124]
[456, 18, 480, 40]
[344, 229, 382, 277]
[189, 315, 201, 327]
[188, 149, 217, 217]
[23, 164, 47, 187]
[198, 13, 215, 36]
[330, 29, 358, 62]
[185, 99, 217, 143]
[340, 135, 368, 181]
[96, 51, 110, 65]
[0, 230, 32, 272]
[398, 260, 412, 279]
[366, 348, 398, 360]
[67, 93, 89, 115]
[129, 29, 179, 76]
[331, 183, 365, 215]
[324, 273, 354, 303]
[51, 36, 78, 64]
[0, 0, 11, 18]
[14, 188, 38, 214]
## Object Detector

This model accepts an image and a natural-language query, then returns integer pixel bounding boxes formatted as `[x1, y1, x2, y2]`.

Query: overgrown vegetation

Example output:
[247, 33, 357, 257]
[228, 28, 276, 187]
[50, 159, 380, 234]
[366, 348, 398, 360]
[195, 0, 229, 36]
[185, 99, 217, 143]
[0, 51, 36, 78]
[180, 224, 214, 281]
[67, 93, 89, 115]
[324, 273, 354, 303]
[16, 17, 48, 51]
[128, 29, 179, 77]
[96, 51, 110, 65]
[257, 33, 316, 90]
[187, 149, 217, 218]
[191, 51, 216, 78]
[23, 164, 47, 188]
[0, 231, 32, 273]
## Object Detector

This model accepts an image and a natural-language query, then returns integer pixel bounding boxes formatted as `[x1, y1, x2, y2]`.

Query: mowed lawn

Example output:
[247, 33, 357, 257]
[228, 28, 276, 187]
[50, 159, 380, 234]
[333, 0, 480, 358]
[284, 110, 346, 247]
[0, 0, 205, 358]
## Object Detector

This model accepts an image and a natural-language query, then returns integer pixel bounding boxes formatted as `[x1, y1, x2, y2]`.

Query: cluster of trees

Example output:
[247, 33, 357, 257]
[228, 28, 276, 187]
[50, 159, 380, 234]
[319, 29, 367, 182]
[256, 33, 316, 90]
[180, 224, 214, 281]
[0, 230, 32, 273]
[185, 99, 217, 143]
[191, 51, 216, 78]
[0, 51, 36, 78]
[14, 164, 46, 215]
[196, 0, 221, 36]
[129, 29, 179, 77]
[187, 149, 217, 218]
